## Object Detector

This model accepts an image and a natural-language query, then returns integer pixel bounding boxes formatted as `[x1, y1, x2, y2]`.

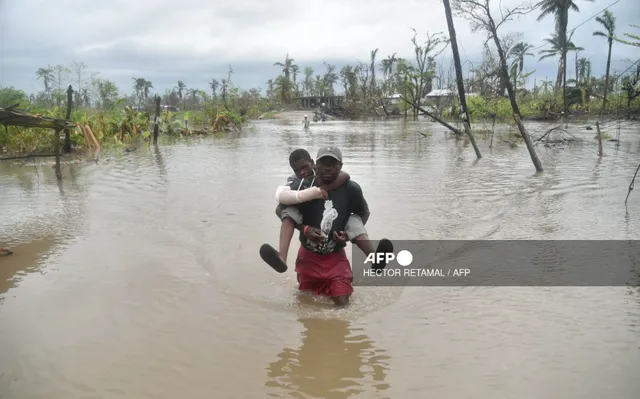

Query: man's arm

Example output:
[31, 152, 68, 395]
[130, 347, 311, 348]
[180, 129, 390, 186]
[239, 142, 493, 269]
[348, 181, 370, 225]
[320, 171, 350, 192]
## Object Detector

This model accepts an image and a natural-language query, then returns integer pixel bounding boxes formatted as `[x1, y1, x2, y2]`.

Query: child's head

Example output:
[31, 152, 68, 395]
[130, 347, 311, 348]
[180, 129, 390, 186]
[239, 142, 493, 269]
[289, 149, 314, 179]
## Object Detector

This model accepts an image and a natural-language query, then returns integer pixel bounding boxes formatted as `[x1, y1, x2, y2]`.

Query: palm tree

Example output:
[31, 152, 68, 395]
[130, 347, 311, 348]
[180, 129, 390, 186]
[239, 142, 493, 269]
[540, 79, 553, 92]
[577, 57, 591, 85]
[322, 63, 339, 96]
[593, 10, 616, 117]
[35, 67, 54, 93]
[274, 54, 295, 81]
[275, 75, 294, 103]
[186, 88, 198, 109]
[381, 53, 398, 96]
[291, 64, 300, 97]
[509, 42, 535, 91]
[273, 54, 296, 103]
[536, 0, 594, 115]
[132, 77, 145, 105]
[615, 24, 640, 47]
[303, 67, 314, 96]
[142, 80, 153, 102]
[370, 48, 379, 95]
[538, 33, 584, 90]
[266, 79, 274, 100]
[208, 79, 219, 102]
[175, 81, 186, 108]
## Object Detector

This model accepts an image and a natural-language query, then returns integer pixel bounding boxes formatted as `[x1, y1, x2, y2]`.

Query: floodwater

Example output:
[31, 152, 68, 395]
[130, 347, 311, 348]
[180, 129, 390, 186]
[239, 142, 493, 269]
[1, 117, 639, 398]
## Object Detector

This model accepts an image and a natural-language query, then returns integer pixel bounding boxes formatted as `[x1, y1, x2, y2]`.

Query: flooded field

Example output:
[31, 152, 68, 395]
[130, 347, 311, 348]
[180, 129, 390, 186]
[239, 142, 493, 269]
[1, 118, 639, 398]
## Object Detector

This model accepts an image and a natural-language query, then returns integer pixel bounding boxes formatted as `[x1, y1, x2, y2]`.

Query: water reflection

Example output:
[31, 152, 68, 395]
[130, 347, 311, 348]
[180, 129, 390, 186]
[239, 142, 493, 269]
[0, 158, 91, 304]
[0, 237, 57, 303]
[152, 144, 168, 182]
[265, 318, 390, 398]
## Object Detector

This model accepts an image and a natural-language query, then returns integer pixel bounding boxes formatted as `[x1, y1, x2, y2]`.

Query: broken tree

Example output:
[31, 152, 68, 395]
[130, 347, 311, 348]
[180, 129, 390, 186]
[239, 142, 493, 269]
[442, 0, 482, 159]
[453, 0, 543, 172]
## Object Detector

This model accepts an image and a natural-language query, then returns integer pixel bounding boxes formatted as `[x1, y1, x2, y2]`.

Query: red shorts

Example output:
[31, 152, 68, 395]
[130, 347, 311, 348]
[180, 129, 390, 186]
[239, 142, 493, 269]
[295, 246, 353, 297]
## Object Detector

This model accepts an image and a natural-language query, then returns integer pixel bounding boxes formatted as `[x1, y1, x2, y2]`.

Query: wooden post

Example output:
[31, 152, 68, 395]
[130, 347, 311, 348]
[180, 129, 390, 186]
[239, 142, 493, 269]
[595, 121, 603, 157]
[513, 114, 544, 172]
[153, 96, 161, 145]
[64, 85, 73, 153]
[54, 127, 62, 181]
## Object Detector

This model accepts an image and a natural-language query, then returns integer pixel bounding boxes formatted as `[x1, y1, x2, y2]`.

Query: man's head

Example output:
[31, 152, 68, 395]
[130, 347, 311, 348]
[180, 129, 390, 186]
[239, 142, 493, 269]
[289, 149, 315, 178]
[315, 146, 343, 184]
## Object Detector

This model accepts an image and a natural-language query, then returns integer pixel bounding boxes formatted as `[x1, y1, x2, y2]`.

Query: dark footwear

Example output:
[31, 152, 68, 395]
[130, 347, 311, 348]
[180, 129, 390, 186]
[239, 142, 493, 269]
[0, 248, 13, 256]
[259, 244, 288, 273]
[372, 239, 393, 270]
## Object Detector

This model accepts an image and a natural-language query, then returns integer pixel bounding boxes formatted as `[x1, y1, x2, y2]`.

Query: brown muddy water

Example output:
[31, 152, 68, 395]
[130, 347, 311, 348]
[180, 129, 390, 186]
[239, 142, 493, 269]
[1, 118, 639, 398]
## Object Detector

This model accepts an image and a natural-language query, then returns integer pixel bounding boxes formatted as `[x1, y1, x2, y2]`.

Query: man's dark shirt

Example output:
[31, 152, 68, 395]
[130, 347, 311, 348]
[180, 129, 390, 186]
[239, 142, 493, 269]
[290, 178, 369, 254]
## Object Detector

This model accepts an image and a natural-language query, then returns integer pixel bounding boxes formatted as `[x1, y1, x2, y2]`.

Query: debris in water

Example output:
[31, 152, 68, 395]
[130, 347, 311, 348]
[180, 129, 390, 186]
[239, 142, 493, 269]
[0, 248, 13, 256]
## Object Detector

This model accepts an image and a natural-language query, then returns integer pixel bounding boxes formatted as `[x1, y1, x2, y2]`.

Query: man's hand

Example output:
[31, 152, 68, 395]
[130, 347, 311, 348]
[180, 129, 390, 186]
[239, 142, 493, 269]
[304, 226, 325, 242]
[319, 187, 328, 199]
[333, 231, 348, 245]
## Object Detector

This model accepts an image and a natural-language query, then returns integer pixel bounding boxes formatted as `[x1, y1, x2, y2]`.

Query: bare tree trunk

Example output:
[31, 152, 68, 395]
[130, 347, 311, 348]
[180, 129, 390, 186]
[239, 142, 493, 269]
[487, 19, 543, 171]
[600, 40, 612, 119]
[513, 114, 543, 171]
[443, 0, 481, 159]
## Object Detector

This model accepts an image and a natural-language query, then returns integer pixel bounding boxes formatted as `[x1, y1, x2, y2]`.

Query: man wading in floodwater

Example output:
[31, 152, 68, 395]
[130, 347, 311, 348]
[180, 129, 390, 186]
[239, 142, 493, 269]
[285, 146, 370, 306]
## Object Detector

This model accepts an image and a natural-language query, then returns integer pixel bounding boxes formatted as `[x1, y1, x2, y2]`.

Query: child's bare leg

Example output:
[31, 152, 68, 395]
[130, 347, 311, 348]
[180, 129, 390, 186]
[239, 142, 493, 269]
[345, 215, 374, 255]
[278, 218, 296, 263]
[345, 215, 393, 269]
[353, 234, 375, 255]
[276, 205, 304, 264]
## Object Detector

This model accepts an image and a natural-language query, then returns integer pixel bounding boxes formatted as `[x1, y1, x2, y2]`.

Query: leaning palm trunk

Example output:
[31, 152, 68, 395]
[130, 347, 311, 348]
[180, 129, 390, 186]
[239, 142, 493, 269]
[600, 40, 612, 118]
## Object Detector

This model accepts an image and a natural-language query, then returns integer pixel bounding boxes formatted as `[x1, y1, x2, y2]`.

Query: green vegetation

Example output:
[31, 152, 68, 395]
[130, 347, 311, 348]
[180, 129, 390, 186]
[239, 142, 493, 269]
[1, 1, 639, 156]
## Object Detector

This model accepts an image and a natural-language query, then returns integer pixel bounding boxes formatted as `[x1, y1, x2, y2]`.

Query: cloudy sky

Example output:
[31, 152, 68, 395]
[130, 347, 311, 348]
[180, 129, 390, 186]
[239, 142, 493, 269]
[1, 0, 638, 97]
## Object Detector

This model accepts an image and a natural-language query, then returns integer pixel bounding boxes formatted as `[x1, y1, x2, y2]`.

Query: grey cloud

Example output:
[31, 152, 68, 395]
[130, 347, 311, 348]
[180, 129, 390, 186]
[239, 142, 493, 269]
[1, 0, 639, 97]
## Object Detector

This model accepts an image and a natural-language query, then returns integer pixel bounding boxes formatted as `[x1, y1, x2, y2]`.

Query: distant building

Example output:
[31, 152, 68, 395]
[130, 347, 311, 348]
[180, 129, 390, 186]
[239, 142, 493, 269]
[423, 89, 480, 110]
[384, 93, 403, 105]
[297, 96, 345, 109]
[423, 89, 454, 109]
